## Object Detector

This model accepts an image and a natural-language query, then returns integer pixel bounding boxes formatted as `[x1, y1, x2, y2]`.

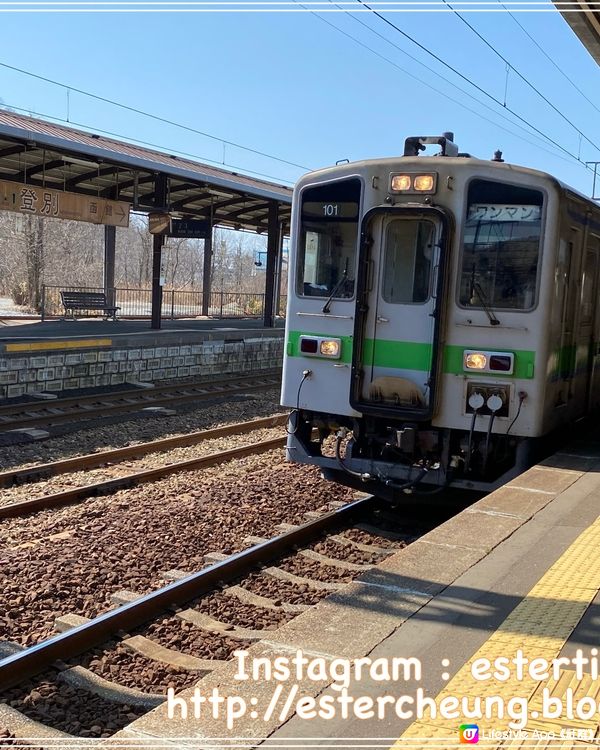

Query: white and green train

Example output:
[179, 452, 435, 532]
[281, 133, 600, 498]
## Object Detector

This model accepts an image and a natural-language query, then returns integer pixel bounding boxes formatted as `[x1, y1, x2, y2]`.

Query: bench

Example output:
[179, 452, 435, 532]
[60, 291, 120, 321]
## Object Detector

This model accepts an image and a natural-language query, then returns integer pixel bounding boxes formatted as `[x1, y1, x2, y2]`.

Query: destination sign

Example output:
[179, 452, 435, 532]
[0, 179, 130, 227]
[168, 218, 211, 239]
[468, 204, 542, 223]
[302, 201, 359, 220]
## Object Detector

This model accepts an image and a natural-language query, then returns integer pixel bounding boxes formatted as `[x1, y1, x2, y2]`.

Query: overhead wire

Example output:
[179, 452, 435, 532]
[353, 0, 595, 166]
[500, 2, 600, 118]
[316, 0, 579, 164]
[441, 0, 600, 154]
[0, 60, 311, 172]
[0, 10, 595, 182]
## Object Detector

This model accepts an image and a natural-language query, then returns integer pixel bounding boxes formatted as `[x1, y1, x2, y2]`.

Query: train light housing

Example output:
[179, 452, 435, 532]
[390, 172, 437, 194]
[299, 335, 342, 359]
[464, 350, 514, 375]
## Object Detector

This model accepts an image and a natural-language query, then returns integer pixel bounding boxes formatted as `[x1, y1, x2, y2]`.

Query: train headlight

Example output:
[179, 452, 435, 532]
[391, 174, 412, 192]
[414, 174, 435, 191]
[465, 352, 487, 370]
[463, 350, 515, 375]
[390, 172, 437, 194]
[320, 339, 341, 358]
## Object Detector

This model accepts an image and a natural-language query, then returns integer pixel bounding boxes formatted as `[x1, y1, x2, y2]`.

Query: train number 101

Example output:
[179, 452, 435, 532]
[322, 204, 339, 217]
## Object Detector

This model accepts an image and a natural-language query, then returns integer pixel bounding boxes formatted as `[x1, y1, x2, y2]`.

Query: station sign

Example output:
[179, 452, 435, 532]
[168, 218, 211, 239]
[0, 179, 130, 227]
[148, 212, 172, 235]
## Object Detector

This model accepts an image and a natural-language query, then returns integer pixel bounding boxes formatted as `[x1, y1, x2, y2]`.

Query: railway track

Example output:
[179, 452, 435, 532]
[0, 414, 288, 517]
[0, 495, 376, 689]
[0, 372, 281, 431]
[0, 419, 472, 744]
[0, 493, 441, 743]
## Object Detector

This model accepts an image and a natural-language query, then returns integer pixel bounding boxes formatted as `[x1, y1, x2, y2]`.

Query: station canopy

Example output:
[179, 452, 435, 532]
[0, 110, 292, 233]
[554, 2, 600, 66]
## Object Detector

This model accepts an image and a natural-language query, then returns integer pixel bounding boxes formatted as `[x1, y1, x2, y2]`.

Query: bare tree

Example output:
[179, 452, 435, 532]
[0, 203, 279, 314]
[24, 215, 44, 310]
[0, 213, 26, 302]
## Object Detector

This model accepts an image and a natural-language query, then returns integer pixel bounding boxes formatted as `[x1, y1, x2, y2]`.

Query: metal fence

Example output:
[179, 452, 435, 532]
[41, 285, 287, 320]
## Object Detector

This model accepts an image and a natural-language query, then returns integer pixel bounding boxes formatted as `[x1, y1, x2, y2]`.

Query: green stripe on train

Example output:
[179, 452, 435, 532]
[286, 330, 536, 379]
[363, 338, 434, 371]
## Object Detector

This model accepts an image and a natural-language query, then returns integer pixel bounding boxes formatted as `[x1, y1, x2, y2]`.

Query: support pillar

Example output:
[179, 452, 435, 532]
[274, 221, 285, 317]
[151, 234, 164, 330]
[150, 174, 168, 330]
[201, 226, 213, 317]
[104, 225, 116, 308]
[263, 201, 279, 328]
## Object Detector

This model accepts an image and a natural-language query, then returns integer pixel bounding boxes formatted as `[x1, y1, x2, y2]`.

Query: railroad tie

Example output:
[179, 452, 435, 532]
[176, 609, 275, 641]
[262, 566, 346, 591]
[121, 635, 226, 673]
[223, 584, 308, 613]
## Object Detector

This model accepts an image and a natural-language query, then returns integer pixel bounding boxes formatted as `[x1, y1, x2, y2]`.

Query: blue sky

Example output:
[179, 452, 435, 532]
[0, 3, 599, 197]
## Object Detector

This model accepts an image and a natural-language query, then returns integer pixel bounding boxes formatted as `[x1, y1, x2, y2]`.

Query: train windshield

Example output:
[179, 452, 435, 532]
[459, 180, 543, 311]
[297, 178, 361, 299]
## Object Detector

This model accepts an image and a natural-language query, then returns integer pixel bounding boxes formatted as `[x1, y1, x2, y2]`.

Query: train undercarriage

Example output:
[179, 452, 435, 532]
[287, 409, 536, 501]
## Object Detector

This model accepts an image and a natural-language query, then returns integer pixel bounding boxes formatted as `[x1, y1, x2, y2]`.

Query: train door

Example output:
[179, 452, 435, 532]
[585, 233, 600, 410]
[563, 228, 584, 418]
[561, 228, 583, 414]
[351, 208, 447, 419]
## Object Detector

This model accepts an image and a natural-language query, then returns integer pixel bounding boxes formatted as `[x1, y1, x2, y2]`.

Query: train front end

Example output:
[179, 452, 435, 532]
[281, 134, 554, 500]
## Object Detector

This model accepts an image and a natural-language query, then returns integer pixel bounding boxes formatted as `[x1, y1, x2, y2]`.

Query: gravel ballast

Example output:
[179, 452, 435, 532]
[0, 388, 284, 472]
[0, 451, 355, 644]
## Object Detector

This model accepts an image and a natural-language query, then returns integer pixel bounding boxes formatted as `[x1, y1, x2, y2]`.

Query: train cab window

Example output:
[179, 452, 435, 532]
[459, 180, 543, 311]
[297, 178, 361, 299]
[382, 219, 434, 304]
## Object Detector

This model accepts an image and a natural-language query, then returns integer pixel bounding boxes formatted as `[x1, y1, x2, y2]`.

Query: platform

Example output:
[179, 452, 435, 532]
[116, 437, 600, 748]
[0, 316, 284, 346]
[0, 318, 284, 400]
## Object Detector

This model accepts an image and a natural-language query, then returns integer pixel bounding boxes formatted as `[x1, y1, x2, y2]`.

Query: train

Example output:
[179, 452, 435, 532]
[280, 132, 600, 500]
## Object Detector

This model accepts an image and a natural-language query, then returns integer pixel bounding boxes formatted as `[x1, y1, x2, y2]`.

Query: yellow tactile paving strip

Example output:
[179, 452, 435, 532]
[525, 670, 600, 735]
[5, 338, 112, 352]
[393, 516, 600, 749]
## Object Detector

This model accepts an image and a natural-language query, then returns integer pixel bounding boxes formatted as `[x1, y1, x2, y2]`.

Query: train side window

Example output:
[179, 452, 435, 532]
[382, 219, 434, 304]
[459, 180, 543, 311]
[297, 178, 361, 299]
[298, 222, 357, 297]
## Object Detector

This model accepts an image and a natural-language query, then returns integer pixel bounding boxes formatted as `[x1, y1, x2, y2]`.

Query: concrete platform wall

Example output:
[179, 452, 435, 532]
[0, 335, 283, 399]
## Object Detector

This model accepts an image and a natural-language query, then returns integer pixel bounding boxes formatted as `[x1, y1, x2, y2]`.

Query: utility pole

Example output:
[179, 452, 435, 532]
[585, 162, 600, 201]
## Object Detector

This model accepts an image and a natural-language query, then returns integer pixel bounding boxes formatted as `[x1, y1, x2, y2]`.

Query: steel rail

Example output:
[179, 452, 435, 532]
[0, 435, 288, 519]
[0, 372, 280, 418]
[0, 414, 287, 488]
[0, 373, 280, 430]
[0, 376, 231, 418]
[0, 494, 376, 691]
